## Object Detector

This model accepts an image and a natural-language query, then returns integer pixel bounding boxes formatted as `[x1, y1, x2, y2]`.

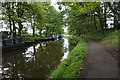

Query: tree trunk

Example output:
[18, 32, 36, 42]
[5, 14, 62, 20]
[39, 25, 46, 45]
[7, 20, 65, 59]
[39, 24, 42, 37]
[18, 21, 23, 36]
[17, 2, 24, 36]
[12, 2, 16, 37]
[39, 29, 42, 37]
[98, 7, 104, 35]
[12, 20, 16, 37]
[45, 26, 48, 37]
[85, 19, 89, 33]
[90, 14, 93, 32]
[113, 2, 117, 29]
[8, 15, 12, 38]
[33, 21, 35, 37]
[118, 2, 120, 29]
[7, 2, 12, 38]
[93, 14, 98, 31]
[104, 3, 107, 31]
[114, 16, 117, 29]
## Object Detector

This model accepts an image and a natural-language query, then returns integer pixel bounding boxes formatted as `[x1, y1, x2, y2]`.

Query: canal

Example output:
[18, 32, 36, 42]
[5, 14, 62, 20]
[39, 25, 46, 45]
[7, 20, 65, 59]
[1, 37, 79, 78]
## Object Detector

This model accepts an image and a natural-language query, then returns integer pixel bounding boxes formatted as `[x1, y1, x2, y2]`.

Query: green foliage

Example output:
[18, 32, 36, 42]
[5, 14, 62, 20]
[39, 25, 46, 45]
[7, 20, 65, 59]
[1, 2, 63, 39]
[48, 38, 87, 79]
[81, 29, 119, 44]
[20, 34, 41, 41]
[102, 29, 118, 44]
[66, 2, 99, 35]
[58, 2, 120, 36]
[80, 31, 103, 39]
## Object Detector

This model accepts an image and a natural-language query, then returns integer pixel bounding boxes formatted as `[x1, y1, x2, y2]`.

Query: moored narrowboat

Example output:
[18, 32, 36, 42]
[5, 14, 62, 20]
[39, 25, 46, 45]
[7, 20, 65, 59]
[2, 38, 25, 52]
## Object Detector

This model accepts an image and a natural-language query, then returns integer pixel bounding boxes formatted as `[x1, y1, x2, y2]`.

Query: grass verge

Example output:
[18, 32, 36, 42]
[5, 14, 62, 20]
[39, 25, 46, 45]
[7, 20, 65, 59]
[48, 38, 87, 79]
[80, 29, 119, 44]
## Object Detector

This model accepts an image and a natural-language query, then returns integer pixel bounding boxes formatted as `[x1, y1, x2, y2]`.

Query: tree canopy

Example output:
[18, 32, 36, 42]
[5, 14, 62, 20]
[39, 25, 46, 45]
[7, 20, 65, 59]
[1, 2, 64, 38]
[57, 2, 120, 36]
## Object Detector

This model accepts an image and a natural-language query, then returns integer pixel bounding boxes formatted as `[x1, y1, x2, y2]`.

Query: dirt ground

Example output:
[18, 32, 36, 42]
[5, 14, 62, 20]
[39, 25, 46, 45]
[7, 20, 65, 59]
[99, 41, 118, 61]
[79, 38, 118, 78]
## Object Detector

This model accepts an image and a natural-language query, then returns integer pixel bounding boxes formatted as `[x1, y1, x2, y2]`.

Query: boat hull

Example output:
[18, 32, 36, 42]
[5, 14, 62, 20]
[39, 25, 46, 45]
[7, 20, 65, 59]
[2, 43, 25, 52]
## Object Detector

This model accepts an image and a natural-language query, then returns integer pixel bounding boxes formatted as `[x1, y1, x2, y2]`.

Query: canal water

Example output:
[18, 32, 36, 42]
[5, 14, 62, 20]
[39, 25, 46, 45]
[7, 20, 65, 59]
[1, 37, 79, 78]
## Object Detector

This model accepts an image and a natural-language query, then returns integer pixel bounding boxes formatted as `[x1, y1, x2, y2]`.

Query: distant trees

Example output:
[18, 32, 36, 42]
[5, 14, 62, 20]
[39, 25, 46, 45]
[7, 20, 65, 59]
[1, 2, 63, 38]
[58, 2, 120, 36]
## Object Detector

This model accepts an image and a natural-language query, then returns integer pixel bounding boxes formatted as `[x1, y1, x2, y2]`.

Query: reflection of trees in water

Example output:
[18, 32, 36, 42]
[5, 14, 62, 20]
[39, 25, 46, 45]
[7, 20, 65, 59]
[2, 48, 26, 64]
[40, 43, 43, 51]
[2, 40, 64, 78]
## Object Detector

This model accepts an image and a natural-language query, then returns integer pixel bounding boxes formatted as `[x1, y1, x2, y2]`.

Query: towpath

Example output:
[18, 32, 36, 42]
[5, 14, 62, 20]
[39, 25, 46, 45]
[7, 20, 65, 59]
[79, 38, 118, 78]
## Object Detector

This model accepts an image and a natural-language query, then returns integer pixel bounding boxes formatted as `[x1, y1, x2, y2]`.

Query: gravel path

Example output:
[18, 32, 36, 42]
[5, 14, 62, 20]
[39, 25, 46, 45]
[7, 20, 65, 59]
[79, 38, 118, 78]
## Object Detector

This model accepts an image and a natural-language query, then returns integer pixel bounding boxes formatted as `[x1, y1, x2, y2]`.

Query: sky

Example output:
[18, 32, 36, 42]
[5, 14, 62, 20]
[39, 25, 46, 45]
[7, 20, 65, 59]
[51, 0, 59, 11]
[51, 0, 65, 12]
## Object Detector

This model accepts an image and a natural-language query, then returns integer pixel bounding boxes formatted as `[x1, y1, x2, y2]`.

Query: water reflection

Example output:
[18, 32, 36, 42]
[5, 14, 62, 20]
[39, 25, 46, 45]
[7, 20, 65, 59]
[61, 38, 69, 61]
[2, 37, 79, 78]
[0, 65, 2, 78]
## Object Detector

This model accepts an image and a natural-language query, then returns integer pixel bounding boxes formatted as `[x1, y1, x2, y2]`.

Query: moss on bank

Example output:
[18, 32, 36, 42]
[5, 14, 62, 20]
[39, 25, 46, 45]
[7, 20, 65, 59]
[48, 38, 87, 79]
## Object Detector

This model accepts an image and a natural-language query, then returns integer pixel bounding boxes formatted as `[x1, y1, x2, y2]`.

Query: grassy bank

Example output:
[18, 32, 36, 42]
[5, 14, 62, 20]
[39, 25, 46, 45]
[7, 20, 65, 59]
[48, 38, 87, 79]
[20, 34, 41, 42]
[24, 36, 41, 42]
[80, 29, 119, 44]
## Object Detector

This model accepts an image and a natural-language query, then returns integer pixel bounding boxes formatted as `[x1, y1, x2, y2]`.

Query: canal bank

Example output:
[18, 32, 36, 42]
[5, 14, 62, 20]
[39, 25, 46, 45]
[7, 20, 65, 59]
[48, 37, 87, 79]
